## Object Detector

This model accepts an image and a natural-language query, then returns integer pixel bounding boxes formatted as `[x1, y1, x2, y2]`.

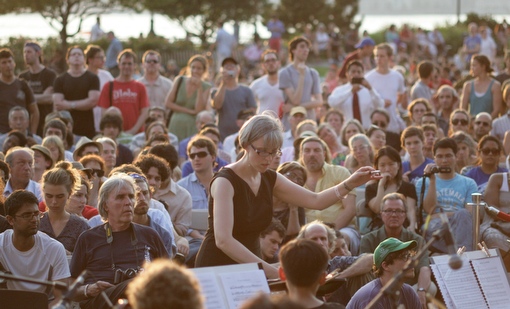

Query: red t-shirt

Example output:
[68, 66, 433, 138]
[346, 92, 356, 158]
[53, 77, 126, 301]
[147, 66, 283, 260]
[98, 80, 149, 132]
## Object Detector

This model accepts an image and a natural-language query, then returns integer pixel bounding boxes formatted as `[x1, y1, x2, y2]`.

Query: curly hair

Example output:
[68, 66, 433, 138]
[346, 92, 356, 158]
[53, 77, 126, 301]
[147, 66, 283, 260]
[134, 154, 170, 183]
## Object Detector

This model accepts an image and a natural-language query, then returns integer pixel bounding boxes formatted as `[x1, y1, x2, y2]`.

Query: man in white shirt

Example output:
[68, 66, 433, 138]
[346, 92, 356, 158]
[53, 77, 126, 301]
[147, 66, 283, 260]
[137, 50, 173, 109]
[328, 60, 383, 129]
[250, 50, 284, 115]
[0, 190, 70, 307]
[365, 43, 407, 134]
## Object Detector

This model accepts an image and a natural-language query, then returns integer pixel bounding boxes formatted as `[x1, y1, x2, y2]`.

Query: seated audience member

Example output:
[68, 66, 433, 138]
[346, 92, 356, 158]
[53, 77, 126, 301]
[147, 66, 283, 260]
[273, 162, 307, 242]
[223, 109, 256, 158]
[299, 136, 359, 254]
[98, 113, 134, 165]
[128, 107, 179, 152]
[42, 135, 67, 164]
[0, 190, 70, 307]
[451, 131, 478, 172]
[181, 126, 230, 178]
[3, 147, 43, 202]
[472, 112, 492, 142]
[65, 172, 98, 220]
[463, 135, 506, 193]
[260, 218, 286, 263]
[96, 137, 117, 176]
[297, 221, 374, 305]
[80, 154, 107, 208]
[421, 124, 439, 159]
[432, 85, 457, 134]
[280, 120, 318, 164]
[39, 161, 90, 253]
[2, 131, 28, 154]
[128, 172, 176, 257]
[45, 110, 78, 149]
[347, 238, 421, 309]
[0, 106, 42, 147]
[135, 154, 191, 237]
[73, 136, 103, 161]
[369, 109, 402, 152]
[317, 123, 348, 166]
[31, 144, 54, 182]
[329, 229, 352, 258]
[421, 112, 445, 138]
[148, 143, 179, 179]
[360, 193, 434, 307]
[407, 99, 432, 127]
[366, 125, 386, 153]
[365, 147, 417, 233]
[177, 110, 215, 165]
[43, 118, 73, 159]
[126, 259, 204, 309]
[340, 119, 364, 148]
[344, 134, 374, 174]
[70, 173, 168, 309]
[279, 239, 346, 309]
[322, 109, 345, 139]
[482, 171, 510, 269]
[415, 138, 478, 252]
[131, 120, 171, 157]
[448, 108, 470, 136]
[401, 126, 433, 184]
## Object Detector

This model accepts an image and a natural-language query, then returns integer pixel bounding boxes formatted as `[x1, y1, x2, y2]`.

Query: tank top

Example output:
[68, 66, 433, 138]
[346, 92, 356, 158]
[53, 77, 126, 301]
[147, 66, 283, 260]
[468, 79, 494, 116]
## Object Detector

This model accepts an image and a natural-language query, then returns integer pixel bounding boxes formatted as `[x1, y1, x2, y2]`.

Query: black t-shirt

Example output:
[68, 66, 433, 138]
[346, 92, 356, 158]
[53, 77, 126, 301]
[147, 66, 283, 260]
[0, 79, 35, 133]
[20, 67, 57, 135]
[0, 215, 11, 233]
[53, 71, 99, 138]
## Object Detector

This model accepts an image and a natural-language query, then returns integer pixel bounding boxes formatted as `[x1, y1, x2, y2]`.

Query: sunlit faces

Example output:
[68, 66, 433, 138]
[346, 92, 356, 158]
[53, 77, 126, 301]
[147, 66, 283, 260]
[89, 51, 105, 69]
[411, 103, 428, 124]
[43, 183, 70, 211]
[376, 155, 399, 179]
[303, 224, 329, 252]
[82, 145, 100, 156]
[190, 60, 205, 78]
[371, 113, 388, 130]
[470, 58, 484, 77]
[374, 47, 390, 68]
[104, 183, 135, 224]
[8, 203, 40, 236]
[66, 184, 88, 216]
[146, 166, 162, 192]
[67, 48, 85, 67]
[248, 139, 280, 172]
[437, 89, 455, 110]
[479, 140, 501, 165]
[23, 46, 39, 65]
[369, 129, 386, 150]
[450, 112, 469, 133]
[473, 115, 492, 137]
[325, 113, 343, 135]
[33, 150, 50, 171]
[0, 56, 15, 77]
[101, 142, 116, 169]
[259, 230, 283, 260]
[381, 199, 406, 230]
[292, 41, 310, 62]
[262, 53, 279, 75]
[434, 147, 456, 170]
[189, 146, 214, 173]
[423, 130, 437, 148]
[119, 55, 135, 78]
[133, 180, 151, 215]
[351, 139, 370, 162]
[10, 151, 33, 183]
[143, 54, 161, 74]
[301, 141, 326, 173]
[403, 135, 424, 157]
[346, 64, 364, 81]
[344, 124, 361, 143]
[9, 110, 29, 131]
[318, 126, 337, 145]
[47, 145, 61, 164]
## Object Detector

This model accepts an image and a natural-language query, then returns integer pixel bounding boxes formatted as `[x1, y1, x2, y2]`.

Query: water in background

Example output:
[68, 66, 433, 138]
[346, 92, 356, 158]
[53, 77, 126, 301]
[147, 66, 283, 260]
[0, 12, 508, 44]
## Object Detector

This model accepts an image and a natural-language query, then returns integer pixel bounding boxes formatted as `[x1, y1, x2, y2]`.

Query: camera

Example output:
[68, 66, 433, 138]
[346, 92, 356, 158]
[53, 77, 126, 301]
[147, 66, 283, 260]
[114, 268, 139, 284]
[351, 77, 364, 84]
[227, 70, 236, 77]
[173, 253, 186, 265]
[370, 170, 381, 177]
[424, 166, 451, 177]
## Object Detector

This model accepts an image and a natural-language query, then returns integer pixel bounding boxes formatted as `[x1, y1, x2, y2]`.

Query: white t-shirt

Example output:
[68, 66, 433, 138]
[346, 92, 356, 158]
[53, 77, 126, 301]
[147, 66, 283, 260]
[250, 75, 284, 115]
[365, 69, 406, 133]
[0, 230, 70, 294]
[94, 69, 115, 132]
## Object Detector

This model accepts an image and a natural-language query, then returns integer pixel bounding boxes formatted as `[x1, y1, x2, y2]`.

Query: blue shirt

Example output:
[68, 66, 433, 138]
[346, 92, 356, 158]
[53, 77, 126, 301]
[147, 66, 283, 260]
[402, 158, 434, 184]
[177, 173, 208, 211]
[465, 166, 507, 193]
[3, 179, 42, 202]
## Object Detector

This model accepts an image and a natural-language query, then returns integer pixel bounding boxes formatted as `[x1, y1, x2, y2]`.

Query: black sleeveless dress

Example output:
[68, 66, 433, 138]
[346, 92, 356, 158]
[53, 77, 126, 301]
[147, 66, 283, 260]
[195, 167, 276, 267]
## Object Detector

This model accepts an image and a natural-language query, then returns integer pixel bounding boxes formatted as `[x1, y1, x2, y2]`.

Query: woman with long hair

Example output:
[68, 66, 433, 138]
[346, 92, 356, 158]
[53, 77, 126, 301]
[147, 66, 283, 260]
[407, 98, 432, 126]
[96, 137, 117, 177]
[166, 55, 212, 141]
[65, 173, 98, 220]
[194, 112, 379, 278]
[366, 125, 386, 153]
[365, 146, 417, 232]
[341, 119, 365, 147]
[39, 162, 90, 254]
[317, 123, 348, 166]
[345, 134, 374, 174]
[451, 131, 478, 173]
[42, 135, 66, 164]
[461, 54, 502, 119]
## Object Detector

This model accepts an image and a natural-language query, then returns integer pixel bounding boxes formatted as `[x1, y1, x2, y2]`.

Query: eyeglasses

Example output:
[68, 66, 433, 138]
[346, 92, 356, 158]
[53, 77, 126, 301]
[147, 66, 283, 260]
[91, 169, 105, 177]
[146, 60, 159, 64]
[480, 148, 500, 156]
[284, 172, 305, 186]
[372, 121, 387, 128]
[189, 151, 209, 160]
[381, 209, 406, 215]
[451, 119, 469, 126]
[397, 252, 412, 262]
[250, 144, 282, 158]
[474, 121, 490, 127]
[15, 211, 42, 220]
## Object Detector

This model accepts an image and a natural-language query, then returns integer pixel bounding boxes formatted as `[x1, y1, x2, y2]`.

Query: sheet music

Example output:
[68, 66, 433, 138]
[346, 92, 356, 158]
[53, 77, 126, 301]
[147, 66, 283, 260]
[219, 270, 270, 309]
[471, 257, 510, 309]
[430, 258, 488, 309]
[194, 272, 226, 309]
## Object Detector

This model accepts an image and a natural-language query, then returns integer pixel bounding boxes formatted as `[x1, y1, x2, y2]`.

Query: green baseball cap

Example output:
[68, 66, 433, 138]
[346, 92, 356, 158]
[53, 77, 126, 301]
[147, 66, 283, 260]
[374, 238, 417, 268]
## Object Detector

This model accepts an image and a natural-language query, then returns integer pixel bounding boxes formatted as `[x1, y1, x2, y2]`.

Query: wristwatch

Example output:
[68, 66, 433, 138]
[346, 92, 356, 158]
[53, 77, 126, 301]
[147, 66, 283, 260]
[417, 287, 426, 293]
[71, 102, 76, 110]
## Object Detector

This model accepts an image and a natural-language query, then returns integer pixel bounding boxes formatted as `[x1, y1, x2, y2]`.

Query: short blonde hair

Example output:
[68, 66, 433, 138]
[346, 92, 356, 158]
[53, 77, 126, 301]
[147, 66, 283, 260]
[238, 111, 283, 151]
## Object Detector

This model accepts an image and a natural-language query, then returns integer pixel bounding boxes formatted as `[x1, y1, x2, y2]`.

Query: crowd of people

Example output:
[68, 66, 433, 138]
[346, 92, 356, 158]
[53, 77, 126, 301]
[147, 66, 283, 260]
[0, 17, 510, 309]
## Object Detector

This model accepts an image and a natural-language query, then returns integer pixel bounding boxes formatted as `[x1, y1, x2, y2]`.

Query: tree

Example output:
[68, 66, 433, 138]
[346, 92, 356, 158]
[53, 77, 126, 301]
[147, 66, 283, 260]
[132, 0, 268, 47]
[0, 0, 117, 51]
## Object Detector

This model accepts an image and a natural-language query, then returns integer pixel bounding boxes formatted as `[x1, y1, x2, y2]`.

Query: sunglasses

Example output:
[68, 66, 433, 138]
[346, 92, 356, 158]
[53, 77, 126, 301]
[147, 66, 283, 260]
[189, 151, 209, 160]
[146, 59, 159, 64]
[451, 119, 468, 126]
[372, 121, 387, 128]
[475, 121, 490, 127]
[91, 169, 105, 177]
[480, 148, 500, 156]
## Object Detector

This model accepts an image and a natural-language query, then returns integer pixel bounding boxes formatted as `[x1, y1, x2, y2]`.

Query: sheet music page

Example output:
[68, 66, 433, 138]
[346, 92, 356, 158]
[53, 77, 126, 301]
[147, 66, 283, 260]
[430, 264, 454, 309]
[430, 258, 487, 309]
[219, 269, 270, 309]
[471, 257, 510, 309]
[194, 272, 227, 309]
